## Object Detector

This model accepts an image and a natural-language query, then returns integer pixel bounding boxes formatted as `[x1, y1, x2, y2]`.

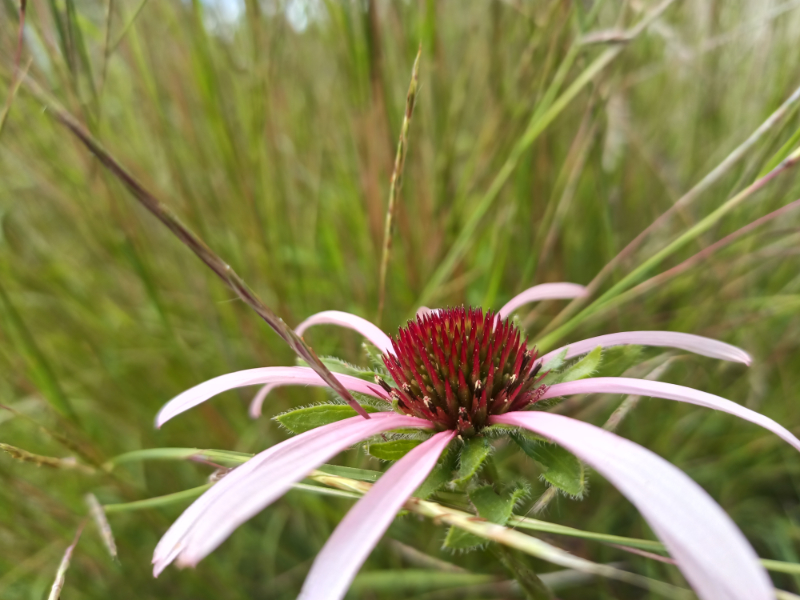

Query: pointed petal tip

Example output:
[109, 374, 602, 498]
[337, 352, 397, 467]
[542, 331, 753, 366]
[155, 367, 389, 427]
[152, 561, 166, 578]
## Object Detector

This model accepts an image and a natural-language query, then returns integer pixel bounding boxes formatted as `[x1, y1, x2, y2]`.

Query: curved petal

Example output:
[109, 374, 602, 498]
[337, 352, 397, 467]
[497, 283, 587, 320]
[296, 311, 394, 354]
[153, 413, 431, 575]
[248, 384, 278, 419]
[156, 367, 389, 428]
[540, 332, 751, 366]
[299, 430, 456, 600]
[490, 412, 772, 600]
[541, 378, 800, 452]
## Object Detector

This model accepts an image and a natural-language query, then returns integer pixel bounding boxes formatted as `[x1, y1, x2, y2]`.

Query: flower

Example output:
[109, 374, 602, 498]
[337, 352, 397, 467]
[152, 283, 799, 600]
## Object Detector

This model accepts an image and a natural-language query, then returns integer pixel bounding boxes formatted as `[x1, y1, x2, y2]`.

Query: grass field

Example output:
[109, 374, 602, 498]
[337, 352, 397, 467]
[3, 0, 800, 598]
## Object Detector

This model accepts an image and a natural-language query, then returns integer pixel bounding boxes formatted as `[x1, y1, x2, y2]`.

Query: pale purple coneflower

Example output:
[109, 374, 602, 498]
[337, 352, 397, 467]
[153, 282, 798, 600]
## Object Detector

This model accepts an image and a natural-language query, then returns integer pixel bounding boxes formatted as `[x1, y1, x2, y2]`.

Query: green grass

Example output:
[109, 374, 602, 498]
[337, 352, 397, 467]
[3, 0, 800, 598]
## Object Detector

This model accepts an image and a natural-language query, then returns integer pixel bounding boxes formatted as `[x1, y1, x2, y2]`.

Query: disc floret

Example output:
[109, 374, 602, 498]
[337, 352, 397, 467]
[377, 307, 546, 436]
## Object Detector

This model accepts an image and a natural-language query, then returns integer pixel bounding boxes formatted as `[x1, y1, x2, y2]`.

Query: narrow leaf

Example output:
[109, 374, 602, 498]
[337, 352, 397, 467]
[275, 404, 380, 434]
[454, 437, 492, 484]
[539, 348, 567, 372]
[758, 123, 800, 178]
[470, 484, 527, 524]
[512, 433, 586, 498]
[297, 356, 383, 382]
[541, 346, 602, 385]
[414, 446, 458, 499]
[443, 526, 485, 550]
[315, 464, 382, 483]
[105, 447, 253, 469]
[445, 484, 528, 551]
[592, 345, 643, 378]
[366, 439, 423, 461]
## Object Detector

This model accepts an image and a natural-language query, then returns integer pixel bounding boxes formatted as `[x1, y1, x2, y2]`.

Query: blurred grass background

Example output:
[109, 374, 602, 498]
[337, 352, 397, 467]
[3, 0, 800, 597]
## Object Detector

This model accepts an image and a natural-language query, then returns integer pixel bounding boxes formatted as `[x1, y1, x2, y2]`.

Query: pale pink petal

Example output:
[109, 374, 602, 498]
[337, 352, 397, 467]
[295, 310, 394, 354]
[497, 283, 587, 320]
[541, 378, 800, 452]
[156, 367, 389, 428]
[415, 306, 435, 318]
[299, 430, 456, 600]
[152, 413, 431, 575]
[248, 384, 278, 418]
[540, 331, 751, 365]
[490, 412, 772, 600]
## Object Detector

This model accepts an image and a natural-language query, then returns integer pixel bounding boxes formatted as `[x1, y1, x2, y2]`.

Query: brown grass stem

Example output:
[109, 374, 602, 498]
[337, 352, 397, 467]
[377, 46, 421, 326]
[21, 76, 369, 418]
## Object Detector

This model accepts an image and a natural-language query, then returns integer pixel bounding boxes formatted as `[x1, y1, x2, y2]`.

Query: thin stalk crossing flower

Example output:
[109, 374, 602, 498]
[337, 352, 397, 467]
[152, 282, 799, 600]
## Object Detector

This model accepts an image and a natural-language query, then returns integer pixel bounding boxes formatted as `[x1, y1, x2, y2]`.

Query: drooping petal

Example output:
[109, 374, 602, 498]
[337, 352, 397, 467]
[156, 367, 389, 428]
[541, 377, 800, 452]
[295, 310, 394, 354]
[299, 430, 456, 600]
[540, 331, 751, 365]
[152, 413, 431, 575]
[497, 283, 587, 320]
[490, 411, 773, 600]
[248, 383, 278, 418]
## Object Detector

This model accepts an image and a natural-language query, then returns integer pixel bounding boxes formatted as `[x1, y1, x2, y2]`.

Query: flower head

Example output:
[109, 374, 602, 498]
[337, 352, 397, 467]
[148, 283, 800, 600]
[380, 307, 545, 435]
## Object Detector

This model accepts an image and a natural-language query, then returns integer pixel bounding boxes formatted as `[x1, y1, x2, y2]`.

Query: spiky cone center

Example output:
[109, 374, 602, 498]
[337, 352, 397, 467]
[378, 307, 547, 437]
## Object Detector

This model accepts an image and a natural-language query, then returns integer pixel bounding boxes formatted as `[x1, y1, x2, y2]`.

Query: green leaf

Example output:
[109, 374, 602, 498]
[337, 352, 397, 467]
[443, 527, 485, 549]
[414, 447, 458, 499]
[592, 345, 643, 378]
[470, 484, 528, 524]
[275, 404, 380, 434]
[315, 464, 382, 482]
[444, 483, 528, 551]
[454, 437, 492, 484]
[363, 342, 390, 373]
[512, 433, 586, 498]
[539, 348, 567, 372]
[540, 345, 602, 385]
[296, 356, 383, 382]
[366, 439, 423, 461]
